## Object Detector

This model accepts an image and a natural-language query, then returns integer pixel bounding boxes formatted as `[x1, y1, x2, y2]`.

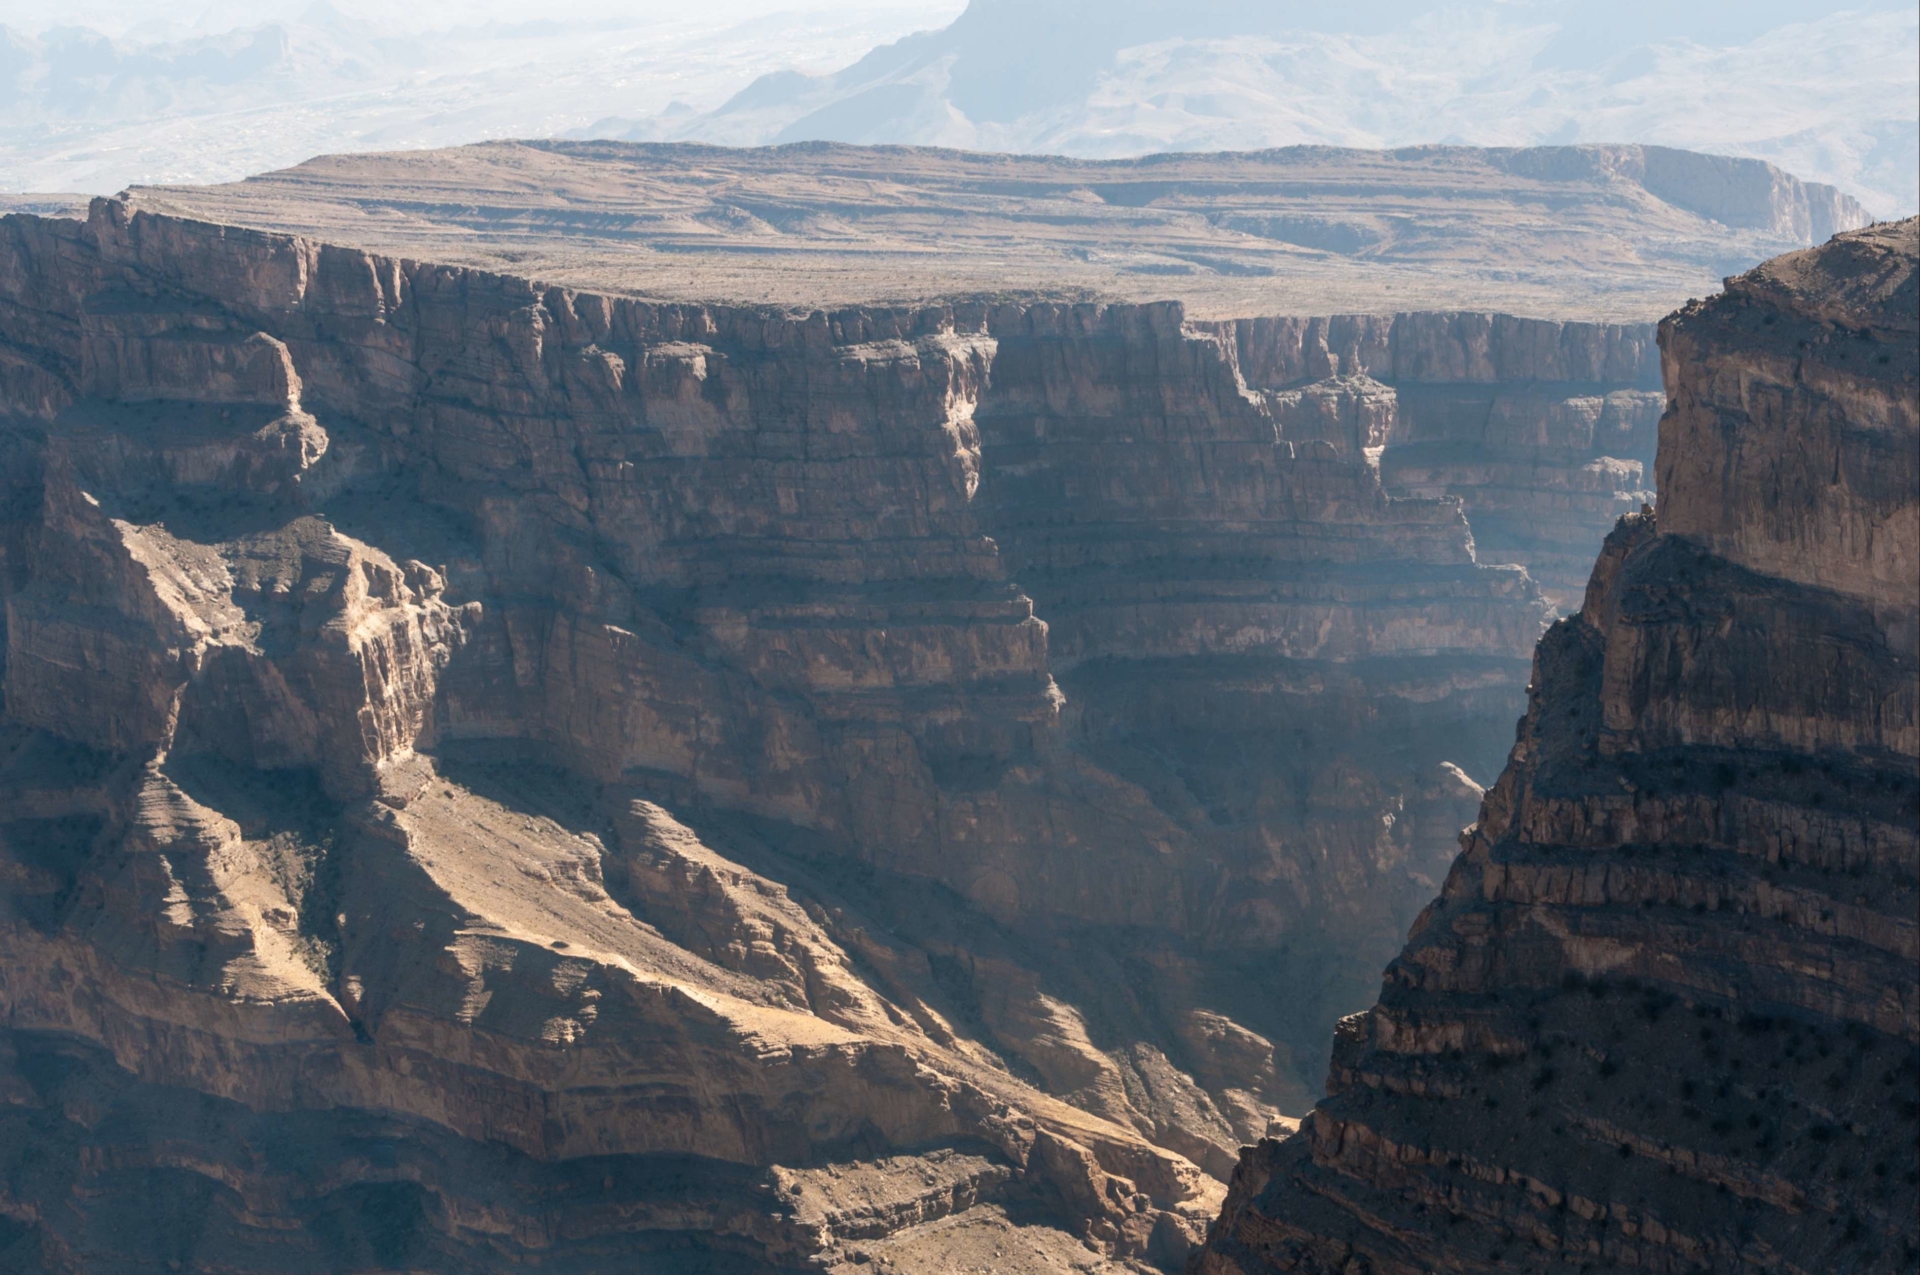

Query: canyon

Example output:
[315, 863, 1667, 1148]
[0, 142, 1893, 1273]
[1197, 217, 1919, 1274]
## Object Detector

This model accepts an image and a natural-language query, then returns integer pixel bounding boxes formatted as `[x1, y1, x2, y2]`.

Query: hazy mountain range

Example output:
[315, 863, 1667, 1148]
[0, 1, 966, 194]
[3, 0, 1915, 217]
[594, 0, 1919, 218]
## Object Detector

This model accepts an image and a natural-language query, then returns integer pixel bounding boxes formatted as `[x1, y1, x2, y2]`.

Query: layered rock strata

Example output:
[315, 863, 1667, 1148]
[1218, 312, 1664, 610]
[1195, 220, 1919, 1273]
[0, 195, 1579, 1270]
[0, 188, 1732, 1270]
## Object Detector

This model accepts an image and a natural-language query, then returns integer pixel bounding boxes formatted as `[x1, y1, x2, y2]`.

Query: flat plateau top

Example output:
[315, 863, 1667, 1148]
[116, 140, 1845, 322]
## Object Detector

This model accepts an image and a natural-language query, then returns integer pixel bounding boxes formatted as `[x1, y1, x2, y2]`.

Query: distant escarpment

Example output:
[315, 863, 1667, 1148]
[1196, 220, 1919, 1273]
[123, 139, 1873, 323]
[1216, 313, 1663, 608]
[0, 197, 1664, 1270]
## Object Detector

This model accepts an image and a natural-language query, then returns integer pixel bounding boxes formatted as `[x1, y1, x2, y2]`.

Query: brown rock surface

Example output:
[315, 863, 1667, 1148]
[1193, 220, 1919, 1273]
[1215, 312, 1666, 609]
[0, 154, 1873, 1271]
[0, 193, 1562, 1271]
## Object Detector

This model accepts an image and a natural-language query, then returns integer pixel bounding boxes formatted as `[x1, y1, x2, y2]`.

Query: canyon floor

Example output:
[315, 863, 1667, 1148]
[0, 142, 1893, 1273]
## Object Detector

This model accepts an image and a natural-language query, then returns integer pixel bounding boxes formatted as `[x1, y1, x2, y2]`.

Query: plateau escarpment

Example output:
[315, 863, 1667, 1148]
[1195, 219, 1919, 1273]
[0, 196, 1587, 1271]
[122, 139, 1871, 321]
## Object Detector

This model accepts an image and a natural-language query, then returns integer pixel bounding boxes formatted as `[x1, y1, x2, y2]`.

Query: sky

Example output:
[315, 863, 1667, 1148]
[0, 0, 923, 36]
[1, 1, 1913, 215]
[0, 2, 966, 191]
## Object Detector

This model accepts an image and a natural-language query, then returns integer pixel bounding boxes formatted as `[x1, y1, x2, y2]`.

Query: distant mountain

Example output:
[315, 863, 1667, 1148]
[124, 138, 1869, 323]
[0, 3, 958, 195]
[586, 0, 1919, 218]
[3, 0, 1913, 219]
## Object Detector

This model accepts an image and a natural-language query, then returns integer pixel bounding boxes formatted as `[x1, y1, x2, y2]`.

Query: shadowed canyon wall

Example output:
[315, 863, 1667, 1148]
[1218, 313, 1664, 608]
[0, 196, 1669, 1270]
[1196, 219, 1919, 1274]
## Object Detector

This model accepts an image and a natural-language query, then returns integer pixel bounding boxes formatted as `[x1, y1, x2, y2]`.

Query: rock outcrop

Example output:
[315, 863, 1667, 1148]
[0, 184, 1836, 1271]
[0, 196, 1578, 1271]
[1218, 312, 1664, 609]
[1194, 219, 1919, 1273]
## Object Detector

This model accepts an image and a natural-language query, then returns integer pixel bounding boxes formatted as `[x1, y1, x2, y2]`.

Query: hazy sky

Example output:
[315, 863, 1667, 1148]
[0, 0, 953, 37]
[2, 1, 1913, 213]
[3, 1, 1896, 42]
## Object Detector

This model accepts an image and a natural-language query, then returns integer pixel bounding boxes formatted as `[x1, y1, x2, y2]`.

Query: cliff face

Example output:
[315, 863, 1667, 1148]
[1195, 219, 1919, 1273]
[1218, 313, 1665, 609]
[0, 197, 1577, 1271]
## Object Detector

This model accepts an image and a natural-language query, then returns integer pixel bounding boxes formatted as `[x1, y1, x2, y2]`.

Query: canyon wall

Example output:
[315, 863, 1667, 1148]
[0, 196, 1662, 1270]
[1195, 219, 1919, 1274]
[1219, 312, 1664, 609]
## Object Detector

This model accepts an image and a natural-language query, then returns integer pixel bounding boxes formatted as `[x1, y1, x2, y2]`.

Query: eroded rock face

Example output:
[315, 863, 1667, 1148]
[1216, 312, 1666, 611]
[0, 195, 1669, 1270]
[1194, 221, 1919, 1273]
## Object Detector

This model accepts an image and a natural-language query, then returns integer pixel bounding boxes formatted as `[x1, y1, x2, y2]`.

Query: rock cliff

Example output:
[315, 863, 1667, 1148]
[1194, 219, 1919, 1273]
[0, 196, 1567, 1271]
[1217, 313, 1664, 609]
[0, 189, 1794, 1271]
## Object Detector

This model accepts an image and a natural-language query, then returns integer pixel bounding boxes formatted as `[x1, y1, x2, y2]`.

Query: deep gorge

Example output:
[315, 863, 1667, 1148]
[0, 184, 1907, 1274]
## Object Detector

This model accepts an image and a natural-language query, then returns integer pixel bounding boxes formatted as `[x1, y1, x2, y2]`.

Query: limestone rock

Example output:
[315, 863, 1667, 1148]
[1217, 311, 1666, 610]
[1193, 220, 1919, 1273]
[0, 186, 1740, 1270]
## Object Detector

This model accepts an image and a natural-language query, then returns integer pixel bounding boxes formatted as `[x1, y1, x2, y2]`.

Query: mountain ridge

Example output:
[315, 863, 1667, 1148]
[587, 0, 1918, 218]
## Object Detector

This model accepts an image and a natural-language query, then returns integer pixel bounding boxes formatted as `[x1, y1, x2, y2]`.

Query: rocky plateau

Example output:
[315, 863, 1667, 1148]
[122, 140, 1867, 321]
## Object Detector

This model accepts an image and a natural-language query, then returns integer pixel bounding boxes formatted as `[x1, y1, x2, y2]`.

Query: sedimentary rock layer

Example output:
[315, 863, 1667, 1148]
[1217, 312, 1664, 609]
[1195, 220, 1919, 1273]
[0, 181, 1772, 1270]
[0, 195, 1585, 1270]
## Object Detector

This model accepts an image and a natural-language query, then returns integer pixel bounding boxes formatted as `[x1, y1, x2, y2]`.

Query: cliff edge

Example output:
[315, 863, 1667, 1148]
[0, 196, 1560, 1272]
[1194, 219, 1919, 1273]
